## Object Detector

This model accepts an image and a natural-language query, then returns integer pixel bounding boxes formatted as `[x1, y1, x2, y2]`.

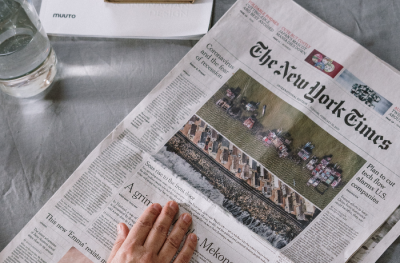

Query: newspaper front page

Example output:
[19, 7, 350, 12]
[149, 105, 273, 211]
[2, 0, 400, 262]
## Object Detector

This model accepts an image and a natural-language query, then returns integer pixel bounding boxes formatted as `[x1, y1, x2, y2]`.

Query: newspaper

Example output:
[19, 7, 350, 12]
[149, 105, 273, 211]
[348, 206, 400, 262]
[2, 0, 400, 262]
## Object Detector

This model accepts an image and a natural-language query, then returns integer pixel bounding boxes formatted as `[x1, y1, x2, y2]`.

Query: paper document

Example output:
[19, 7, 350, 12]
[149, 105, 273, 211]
[39, 0, 213, 40]
[3, 0, 400, 262]
[348, 205, 400, 263]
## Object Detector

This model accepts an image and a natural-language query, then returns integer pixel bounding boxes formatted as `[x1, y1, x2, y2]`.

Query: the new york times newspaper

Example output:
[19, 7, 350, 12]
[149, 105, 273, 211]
[2, 0, 400, 262]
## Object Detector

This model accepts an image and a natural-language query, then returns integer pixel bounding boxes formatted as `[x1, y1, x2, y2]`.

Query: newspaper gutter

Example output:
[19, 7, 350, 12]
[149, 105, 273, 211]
[2, 0, 400, 262]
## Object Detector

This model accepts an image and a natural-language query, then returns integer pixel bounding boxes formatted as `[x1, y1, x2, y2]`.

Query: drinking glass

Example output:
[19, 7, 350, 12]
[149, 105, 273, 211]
[0, 0, 57, 98]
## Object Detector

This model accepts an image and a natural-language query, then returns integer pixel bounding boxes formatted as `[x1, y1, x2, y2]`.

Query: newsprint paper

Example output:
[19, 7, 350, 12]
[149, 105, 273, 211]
[2, 0, 400, 262]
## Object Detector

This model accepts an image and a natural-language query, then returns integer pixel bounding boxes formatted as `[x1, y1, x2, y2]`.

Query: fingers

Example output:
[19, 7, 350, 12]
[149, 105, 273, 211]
[173, 233, 197, 263]
[107, 223, 129, 263]
[158, 213, 192, 261]
[120, 203, 162, 250]
[144, 201, 180, 252]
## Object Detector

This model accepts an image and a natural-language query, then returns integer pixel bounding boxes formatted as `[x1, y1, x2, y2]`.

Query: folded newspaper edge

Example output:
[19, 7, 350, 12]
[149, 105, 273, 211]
[2, 0, 400, 262]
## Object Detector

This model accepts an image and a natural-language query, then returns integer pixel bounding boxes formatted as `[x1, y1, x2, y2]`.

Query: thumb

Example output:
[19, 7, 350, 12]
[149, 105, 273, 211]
[107, 223, 129, 263]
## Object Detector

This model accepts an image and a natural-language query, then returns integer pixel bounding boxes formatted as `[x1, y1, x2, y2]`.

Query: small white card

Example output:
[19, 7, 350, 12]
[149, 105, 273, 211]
[39, 0, 213, 39]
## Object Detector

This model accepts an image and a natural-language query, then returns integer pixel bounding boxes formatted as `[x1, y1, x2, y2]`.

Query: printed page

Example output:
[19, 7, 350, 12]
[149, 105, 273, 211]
[110, 0, 400, 259]
[0, 146, 292, 263]
[3, 0, 400, 262]
[0, 118, 292, 262]
[347, 205, 400, 263]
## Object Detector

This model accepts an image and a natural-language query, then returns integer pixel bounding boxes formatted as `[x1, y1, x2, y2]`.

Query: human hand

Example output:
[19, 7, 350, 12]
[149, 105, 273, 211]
[107, 201, 197, 263]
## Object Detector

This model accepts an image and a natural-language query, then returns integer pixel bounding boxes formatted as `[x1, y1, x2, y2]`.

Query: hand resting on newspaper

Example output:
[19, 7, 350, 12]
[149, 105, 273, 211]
[107, 201, 197, 263]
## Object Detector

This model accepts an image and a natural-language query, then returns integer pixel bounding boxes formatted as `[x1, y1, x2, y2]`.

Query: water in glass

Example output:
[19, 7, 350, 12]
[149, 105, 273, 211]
[0, 0, 57, 98]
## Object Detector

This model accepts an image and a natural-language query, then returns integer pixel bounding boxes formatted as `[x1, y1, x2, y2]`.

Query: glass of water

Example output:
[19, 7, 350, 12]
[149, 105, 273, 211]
[0, 0, 57, 98]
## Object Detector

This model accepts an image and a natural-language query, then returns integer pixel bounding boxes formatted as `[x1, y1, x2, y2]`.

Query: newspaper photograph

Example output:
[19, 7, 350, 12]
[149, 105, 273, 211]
[2, 0, 400, 262]
[152, 67, 367, 250]
[196, 69, 366, 209]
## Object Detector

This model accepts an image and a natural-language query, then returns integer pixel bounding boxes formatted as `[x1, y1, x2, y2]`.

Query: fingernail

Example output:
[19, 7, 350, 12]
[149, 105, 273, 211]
[190, 234, 197, 243]
[182, 213, 192, 224]
[117, 223, 121, 234]
[169, 201, 179, 211]
[153, 203, 162, 213]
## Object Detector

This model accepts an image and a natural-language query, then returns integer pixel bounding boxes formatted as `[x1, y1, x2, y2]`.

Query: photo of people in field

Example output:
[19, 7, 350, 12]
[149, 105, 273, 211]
[195, 69, 366, 209]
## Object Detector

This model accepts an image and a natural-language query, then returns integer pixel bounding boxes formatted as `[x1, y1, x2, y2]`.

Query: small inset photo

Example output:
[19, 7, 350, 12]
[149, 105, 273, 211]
[58, 247, 93, 263]
[336, 69, 393, 115]
[304, 49, 343, 78]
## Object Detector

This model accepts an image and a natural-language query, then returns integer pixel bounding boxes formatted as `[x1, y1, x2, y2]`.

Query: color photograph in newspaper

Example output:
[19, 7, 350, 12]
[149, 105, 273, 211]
[196, 69, 366, 209]
[153, 69, 367, 249]
[304, 49, 343, 78]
